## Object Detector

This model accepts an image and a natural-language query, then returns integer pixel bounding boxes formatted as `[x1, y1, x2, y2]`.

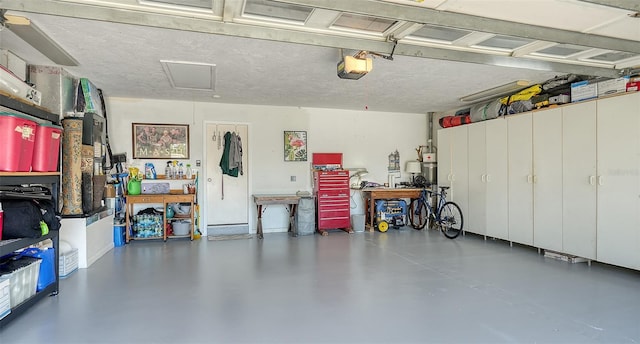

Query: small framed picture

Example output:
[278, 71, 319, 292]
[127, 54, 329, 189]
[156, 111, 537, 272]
[284, 131, 307, 161]
[132, 123, 189, 159]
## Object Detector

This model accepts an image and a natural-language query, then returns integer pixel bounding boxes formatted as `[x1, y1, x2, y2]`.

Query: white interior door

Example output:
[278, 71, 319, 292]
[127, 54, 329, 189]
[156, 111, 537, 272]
[205, 123, 249, 234]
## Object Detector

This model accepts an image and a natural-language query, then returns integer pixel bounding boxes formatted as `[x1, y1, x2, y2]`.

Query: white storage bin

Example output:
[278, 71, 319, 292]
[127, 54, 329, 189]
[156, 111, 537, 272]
[59, 248, 78, 278]
[0, 258, 41, 308]
[0, 277, 10, 320]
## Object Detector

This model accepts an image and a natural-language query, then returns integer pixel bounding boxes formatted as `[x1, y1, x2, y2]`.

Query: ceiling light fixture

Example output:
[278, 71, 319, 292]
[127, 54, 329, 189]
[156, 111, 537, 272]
[0, 11, 79, 66]
[460, 80, 530, 102]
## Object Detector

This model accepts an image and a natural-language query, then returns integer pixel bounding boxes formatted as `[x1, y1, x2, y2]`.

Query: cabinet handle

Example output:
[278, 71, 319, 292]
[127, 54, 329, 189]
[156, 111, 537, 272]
[481, 174, 486, 183]
[486, 174, 491, 182]
[533, 175, 538, 183]
[451, 174, 455, 182]
[589, 176, 595, 185]
[598, 176, 604, 186]
[527, 175, 533, 183]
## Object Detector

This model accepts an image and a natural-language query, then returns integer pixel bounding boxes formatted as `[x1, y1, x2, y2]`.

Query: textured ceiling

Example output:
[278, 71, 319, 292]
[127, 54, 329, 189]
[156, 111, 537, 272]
[0, 0, 637, 114]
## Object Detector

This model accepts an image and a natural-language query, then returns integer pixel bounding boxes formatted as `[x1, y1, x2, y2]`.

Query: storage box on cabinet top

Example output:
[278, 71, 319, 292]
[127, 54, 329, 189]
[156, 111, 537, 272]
[571, 80, 598, 102]
[0, 112, 37, 172]
[31, 123, 62, 172]
[597, 76, 629, 97]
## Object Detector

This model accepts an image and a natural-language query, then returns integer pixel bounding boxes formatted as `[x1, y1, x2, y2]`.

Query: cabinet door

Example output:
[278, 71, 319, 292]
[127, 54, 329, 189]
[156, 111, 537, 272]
[437, 128, 452, 188]
[533, 107, 563, 251]
[562, 101, 597, 259]
[467, 122, 486, 235]
[485, 118, 509, 240]
[596, 93, 640, 269]
[450, 125, 469, 218]
[508, 113, 533, 245]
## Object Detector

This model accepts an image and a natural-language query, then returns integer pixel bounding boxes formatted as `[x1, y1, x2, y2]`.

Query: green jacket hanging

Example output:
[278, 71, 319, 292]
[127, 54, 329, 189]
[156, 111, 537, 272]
[219, 131, 239, 177]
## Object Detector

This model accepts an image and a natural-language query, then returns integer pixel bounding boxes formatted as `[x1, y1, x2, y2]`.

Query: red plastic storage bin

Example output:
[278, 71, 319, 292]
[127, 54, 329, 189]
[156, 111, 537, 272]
[31, 123, 62, 172]
[0, 112, 37, 172]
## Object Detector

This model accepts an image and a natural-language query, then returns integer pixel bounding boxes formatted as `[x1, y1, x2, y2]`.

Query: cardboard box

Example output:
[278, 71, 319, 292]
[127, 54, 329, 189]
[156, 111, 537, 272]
[0, 50, 26, 81]
[627, 81, 640, 92]
[597, 76, 629, 97]
[549, 94, 570, 104]
[571, 80, 598, 102]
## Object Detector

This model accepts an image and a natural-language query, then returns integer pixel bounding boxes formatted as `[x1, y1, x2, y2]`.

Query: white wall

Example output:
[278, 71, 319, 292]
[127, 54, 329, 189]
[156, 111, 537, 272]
[106, 97, 427, 234]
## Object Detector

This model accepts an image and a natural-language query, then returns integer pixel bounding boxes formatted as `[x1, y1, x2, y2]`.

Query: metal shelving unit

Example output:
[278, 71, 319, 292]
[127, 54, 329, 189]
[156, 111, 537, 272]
[0, 94, 60, 328]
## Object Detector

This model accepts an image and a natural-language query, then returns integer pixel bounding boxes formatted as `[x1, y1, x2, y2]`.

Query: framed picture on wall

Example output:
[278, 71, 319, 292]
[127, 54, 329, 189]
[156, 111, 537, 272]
[284, 131, 307, 161]
[132, 123, 190, 159]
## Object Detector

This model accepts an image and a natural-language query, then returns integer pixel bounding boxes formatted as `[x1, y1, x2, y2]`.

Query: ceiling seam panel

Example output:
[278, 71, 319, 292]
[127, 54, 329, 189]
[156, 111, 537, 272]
[579, 0, 640, 11]
[0, 0, 621, 77]
[273, 0, 640, 54]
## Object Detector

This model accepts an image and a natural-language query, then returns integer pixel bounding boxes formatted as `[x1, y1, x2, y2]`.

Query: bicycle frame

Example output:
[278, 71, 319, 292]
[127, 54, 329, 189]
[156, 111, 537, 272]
[419, 188, 447, 224]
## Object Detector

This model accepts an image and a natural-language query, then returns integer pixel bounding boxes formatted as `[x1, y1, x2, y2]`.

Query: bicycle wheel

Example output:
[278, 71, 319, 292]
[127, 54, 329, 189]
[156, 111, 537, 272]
[437, 201, 463, 239]
[408, 199, 428, 230]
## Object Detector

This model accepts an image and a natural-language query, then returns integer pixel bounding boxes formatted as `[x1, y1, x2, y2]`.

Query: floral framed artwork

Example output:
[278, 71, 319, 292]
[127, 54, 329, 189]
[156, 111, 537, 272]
[284, 131, 307, 161]
[132, 123, 190, 159]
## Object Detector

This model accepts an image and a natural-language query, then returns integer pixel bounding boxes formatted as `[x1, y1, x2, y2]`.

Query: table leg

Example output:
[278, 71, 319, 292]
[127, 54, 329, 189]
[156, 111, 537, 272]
[368, 196, 376, 232]
[289, 203, 297, 237]
[125, 202, 130, 243]
[257, 204, 264, 239]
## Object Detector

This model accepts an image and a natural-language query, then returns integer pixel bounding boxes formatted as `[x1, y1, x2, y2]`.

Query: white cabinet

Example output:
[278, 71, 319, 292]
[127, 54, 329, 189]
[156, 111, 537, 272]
[466, 119, 508, 239]
[485, 119, 509, 240]
[467, 122, 486, 236]
[507, 113, 534, 245]
[437, 128, 451, 189]
[562, 101, 597, 260]
[596, 92, 640, 270]
[437, 125, 469, 218]
[438, 92, 640, 270]
[533, 107, 563, 252]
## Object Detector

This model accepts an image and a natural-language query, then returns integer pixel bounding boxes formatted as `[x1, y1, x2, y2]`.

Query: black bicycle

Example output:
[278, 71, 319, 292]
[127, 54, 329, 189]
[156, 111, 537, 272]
[408, 186, 463, 239]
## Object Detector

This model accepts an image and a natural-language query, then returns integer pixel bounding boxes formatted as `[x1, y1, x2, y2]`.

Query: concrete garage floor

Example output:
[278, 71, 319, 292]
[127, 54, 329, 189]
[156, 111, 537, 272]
[2, 228, 640, 343]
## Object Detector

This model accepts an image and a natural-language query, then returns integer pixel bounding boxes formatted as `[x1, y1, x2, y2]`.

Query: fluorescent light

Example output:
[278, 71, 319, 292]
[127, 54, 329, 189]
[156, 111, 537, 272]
[460, 80, 530, 102]
[4, 14, 79, 66]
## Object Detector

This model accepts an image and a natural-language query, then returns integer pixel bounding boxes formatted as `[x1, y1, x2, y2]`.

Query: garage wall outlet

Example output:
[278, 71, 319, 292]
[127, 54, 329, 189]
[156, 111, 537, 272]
[290, 176, 296, 182]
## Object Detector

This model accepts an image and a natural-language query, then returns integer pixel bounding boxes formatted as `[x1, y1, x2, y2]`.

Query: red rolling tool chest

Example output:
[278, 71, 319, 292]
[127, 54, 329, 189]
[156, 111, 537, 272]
[312, 153, 352, 234]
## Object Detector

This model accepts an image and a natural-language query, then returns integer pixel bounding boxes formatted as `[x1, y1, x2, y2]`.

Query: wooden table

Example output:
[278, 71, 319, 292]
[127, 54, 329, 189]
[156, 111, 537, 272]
[253, 194, 301, 239]
[361, 188, 423, 231]
[125, 193, 195, 243]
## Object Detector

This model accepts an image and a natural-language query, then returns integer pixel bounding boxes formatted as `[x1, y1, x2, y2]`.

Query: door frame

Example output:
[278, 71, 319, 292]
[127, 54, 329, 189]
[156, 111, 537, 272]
[202, 120, 251, 236]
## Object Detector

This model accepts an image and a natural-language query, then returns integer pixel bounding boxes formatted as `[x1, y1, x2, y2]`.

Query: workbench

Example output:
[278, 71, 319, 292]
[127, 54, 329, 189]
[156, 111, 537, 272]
[125, 193, 195, 243]
[361, 188, 423, 231]
[253, 194, 300, 239]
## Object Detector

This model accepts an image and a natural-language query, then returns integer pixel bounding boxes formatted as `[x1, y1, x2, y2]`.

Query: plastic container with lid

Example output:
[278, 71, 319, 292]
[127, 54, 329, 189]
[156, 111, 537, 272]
[0, 112, 37, 172]
[31, 122, 62, 172]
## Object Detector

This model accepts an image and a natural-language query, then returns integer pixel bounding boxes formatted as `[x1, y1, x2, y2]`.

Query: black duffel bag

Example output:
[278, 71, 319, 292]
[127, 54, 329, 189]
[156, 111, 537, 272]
[2, 200, 44, 239]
